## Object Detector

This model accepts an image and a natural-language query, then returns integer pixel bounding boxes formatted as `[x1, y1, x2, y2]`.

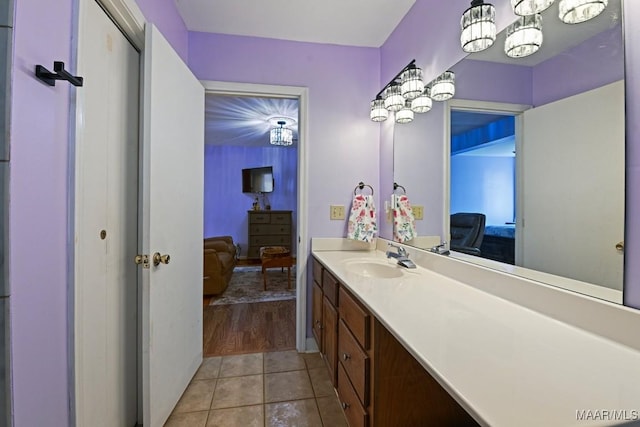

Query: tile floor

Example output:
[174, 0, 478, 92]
[164, 350, 348, 427]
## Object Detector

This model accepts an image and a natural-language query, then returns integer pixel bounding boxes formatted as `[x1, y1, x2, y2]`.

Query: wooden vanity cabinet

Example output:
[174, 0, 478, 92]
[312, 256, 480, 427]
[311, 259, 323, 351]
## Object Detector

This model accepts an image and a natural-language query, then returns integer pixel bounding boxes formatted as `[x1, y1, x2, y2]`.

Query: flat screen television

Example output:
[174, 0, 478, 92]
[242, 166, 274, 193]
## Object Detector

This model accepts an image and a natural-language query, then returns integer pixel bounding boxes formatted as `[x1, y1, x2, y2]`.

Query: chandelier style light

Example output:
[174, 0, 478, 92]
[395, 102, 414, 124]
[511, 0, 555, 15]
[505, 14, 543, 58]
[430, 71, 456, 101]
[370, 98, 389, 122]
[460, 0, 497, 53]
[410, 86, 433, 113]
[383, 83, 405, 112]
[559, 0, 608, 24]
[270, 121, 293, 146]
[400, 64, 425, 100]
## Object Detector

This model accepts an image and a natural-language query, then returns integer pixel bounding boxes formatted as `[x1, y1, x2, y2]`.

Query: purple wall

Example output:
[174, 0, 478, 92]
[204, 145, 298, 254]
[136, 0, 189, 62]
[452, 59, 533, 105]
[624, 1, 640, 309]
[9, 0, 188, 425]
[533, 25, 624, 106]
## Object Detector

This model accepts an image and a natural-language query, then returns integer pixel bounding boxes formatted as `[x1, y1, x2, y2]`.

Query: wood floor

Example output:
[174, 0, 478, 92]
[203, 299, 296, 357]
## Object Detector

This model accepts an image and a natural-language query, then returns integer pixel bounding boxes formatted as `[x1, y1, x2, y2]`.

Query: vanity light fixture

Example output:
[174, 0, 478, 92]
[505, 14, 543, 58]
[559, 0, 608, 24]
[270, 120, 293, 146]
[395, 101, 414, 124]
[511, 0, 555, 16]
[383, 83, 405, 112]
[460, 0, 497, 53]
[429, 71, 456, 101]
[400, 63, 425, 100]
[370, 98, 389, 122]
[410, 86, 433, 113]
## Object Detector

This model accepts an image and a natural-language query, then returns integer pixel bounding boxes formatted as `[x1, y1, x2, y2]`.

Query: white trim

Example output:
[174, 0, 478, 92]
[200, 80, 310, 352]
[443, 99, 531, 246]
[95, 0, 145, 50]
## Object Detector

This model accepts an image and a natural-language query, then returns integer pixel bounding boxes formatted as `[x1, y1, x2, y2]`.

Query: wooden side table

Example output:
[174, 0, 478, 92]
[260, 246, 294, 290]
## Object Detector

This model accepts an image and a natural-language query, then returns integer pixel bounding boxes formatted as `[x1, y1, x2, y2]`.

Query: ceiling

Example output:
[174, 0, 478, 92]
[175, 0, 416, 48]
[205, 95, 299, 147]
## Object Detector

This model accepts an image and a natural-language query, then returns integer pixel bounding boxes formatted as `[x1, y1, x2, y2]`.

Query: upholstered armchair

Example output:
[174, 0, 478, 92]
[203, 236, 237, 295]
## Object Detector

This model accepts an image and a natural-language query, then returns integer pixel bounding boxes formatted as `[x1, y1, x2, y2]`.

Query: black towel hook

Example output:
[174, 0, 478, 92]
[393, 182, 406, 194]
[353, 182, 374, 196]
[35, 61, 84, 87]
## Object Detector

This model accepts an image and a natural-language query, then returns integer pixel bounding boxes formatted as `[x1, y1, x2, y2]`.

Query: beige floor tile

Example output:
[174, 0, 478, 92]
[164, 410, 208, 427]
[265, 399, 322, 427]
[207, 405, 263, 427]
[316, 395, 349, 427]
[264, 350, 306, 373]
[219, 353, 263, 378]
[194, 357, 223, 380]
[264, 370, 314, 403]
[308, 367, 334, 397]
[211, 374, 263, 409]
[173, 379, 217, 413]
[302, 352, 325, 370]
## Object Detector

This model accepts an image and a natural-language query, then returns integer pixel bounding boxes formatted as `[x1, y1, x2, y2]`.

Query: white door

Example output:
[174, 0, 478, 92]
[521, 81, 625, 289]
[140, 24, 205, 427]
[74, 0, 139, 425]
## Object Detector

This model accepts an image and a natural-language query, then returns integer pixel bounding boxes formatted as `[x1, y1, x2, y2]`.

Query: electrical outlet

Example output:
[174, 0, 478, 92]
[330, 205, 345, 220]
[413, 205, 424, 220]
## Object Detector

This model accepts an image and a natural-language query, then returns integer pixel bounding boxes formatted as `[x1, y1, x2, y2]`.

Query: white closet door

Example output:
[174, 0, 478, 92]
[521, 81, 624, 290]
[140, 23, 205, 427]
[75, 0, 139, 425]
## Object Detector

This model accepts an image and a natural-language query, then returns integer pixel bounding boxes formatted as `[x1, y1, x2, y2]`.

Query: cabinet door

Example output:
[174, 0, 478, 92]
[322, 297, 338, 386]
[312, 282, 323, 351]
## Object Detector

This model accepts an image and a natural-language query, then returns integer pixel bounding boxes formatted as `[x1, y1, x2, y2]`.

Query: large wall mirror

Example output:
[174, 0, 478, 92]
[390, 0, 625, 303]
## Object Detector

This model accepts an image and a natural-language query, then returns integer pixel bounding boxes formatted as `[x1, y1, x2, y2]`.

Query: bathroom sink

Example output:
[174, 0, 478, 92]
[344, 260, 404, 279]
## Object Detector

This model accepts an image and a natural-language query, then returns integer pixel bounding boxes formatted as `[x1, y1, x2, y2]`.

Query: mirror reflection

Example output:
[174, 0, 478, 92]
[391, 0, 624, 302]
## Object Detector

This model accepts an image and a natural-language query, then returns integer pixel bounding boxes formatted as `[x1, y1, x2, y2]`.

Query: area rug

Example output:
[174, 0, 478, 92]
[210, 265, 296, 306]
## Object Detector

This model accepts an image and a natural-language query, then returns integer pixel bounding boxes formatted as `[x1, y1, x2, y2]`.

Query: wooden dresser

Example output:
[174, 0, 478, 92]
[247, 210, 292, 259]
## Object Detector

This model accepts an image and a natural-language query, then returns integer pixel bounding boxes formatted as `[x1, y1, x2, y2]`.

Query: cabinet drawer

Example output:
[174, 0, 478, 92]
[250, 236, 292, 247]
[322, 270, 339, 307]
[337, 363, 368, 427]
[250, 224, 290, 235]
[271, 213, 291, 224]
[338, 320, 369, 406]
[249, 213, 271, 223]
[339, 287, 370, 349]
[312, 258, 323, 285]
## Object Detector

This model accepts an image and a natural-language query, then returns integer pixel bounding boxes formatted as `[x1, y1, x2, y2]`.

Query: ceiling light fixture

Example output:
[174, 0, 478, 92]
[429, 71, 456, 101]
[460, 0, 497, 53]
[559, 0, 608, 24]
[505, 14, 544, 58]
[511, 0, 555, 16]
[270, 120, 293, 146]
[370, 98, 389, 122]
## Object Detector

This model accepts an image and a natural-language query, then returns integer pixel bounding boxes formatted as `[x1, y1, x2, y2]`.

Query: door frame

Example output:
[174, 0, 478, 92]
[443, 99, 529, 262]
[69, 0, 145, 425]
[200, 80, 310, 352]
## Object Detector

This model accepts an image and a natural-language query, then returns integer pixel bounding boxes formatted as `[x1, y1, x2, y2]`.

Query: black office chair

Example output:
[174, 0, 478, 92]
[450, 213, 486, 256]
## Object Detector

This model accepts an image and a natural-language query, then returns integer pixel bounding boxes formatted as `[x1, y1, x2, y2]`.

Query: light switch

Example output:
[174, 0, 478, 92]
[413, 205, 424, 220]
[330, 205, 345, 220]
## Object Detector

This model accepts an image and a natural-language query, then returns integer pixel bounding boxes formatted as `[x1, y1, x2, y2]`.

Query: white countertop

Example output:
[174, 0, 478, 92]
[312, 248, 640, 427]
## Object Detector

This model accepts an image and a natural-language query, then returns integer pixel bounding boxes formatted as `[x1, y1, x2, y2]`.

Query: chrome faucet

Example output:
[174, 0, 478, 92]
[386, 243, 416, 269]
[429, 242, 450, 256]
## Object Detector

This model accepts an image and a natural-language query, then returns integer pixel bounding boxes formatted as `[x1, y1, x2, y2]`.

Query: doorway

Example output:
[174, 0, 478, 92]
[201, 81, 310, 354]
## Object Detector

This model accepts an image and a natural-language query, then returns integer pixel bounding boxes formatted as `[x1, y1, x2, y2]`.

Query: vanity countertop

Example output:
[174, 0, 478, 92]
[312, 248, 640, 427]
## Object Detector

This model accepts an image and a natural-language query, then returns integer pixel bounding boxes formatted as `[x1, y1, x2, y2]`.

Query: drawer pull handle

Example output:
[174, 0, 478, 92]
[341, 402, 350, 410]
[342, 353, 351, 361]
